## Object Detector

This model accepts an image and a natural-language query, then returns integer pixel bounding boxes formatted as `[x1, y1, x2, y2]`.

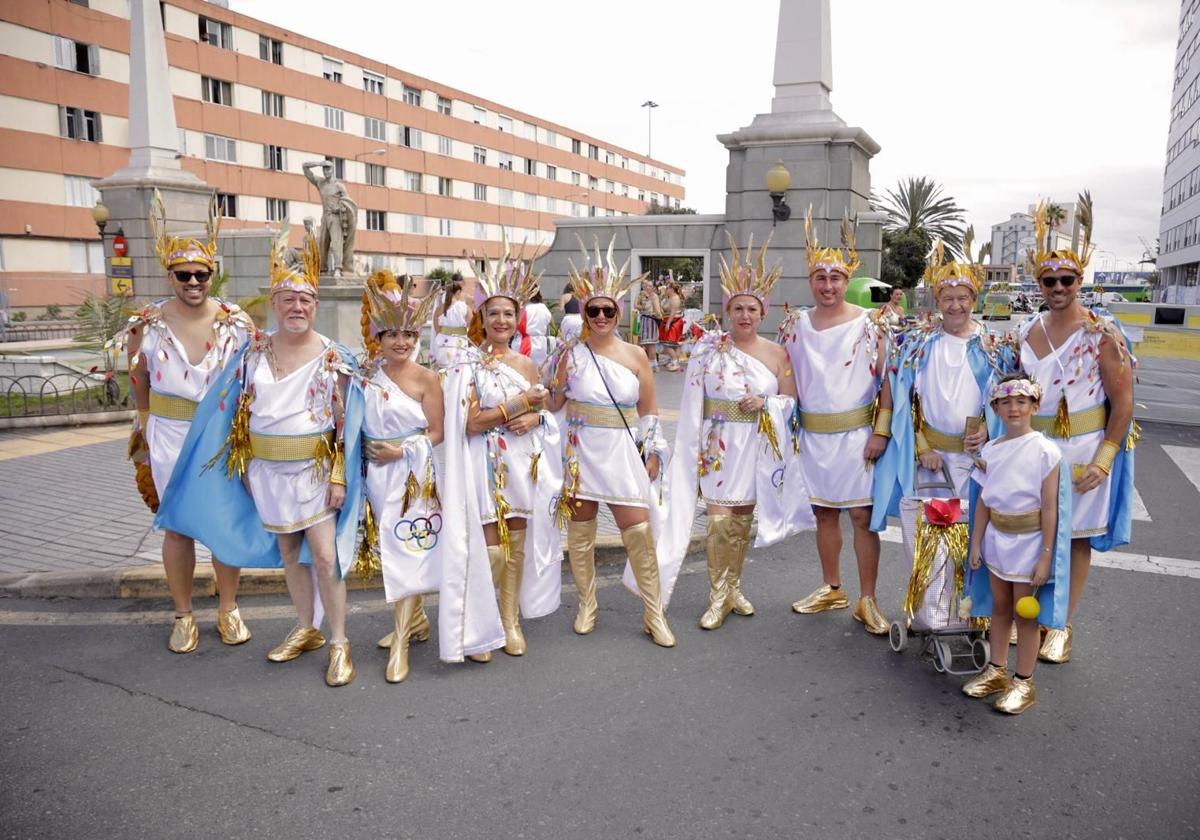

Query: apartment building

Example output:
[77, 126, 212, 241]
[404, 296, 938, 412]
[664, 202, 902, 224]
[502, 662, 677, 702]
[0, 0, 686, 308]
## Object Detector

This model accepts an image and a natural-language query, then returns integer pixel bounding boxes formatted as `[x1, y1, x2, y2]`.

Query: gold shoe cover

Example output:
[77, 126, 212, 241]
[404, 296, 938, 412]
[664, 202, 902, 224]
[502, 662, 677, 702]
[621, 521, 676, 647]
[168, 613, 199, 654]
[467, 651, 492, 663]
[993, 676, 1037, 714]
[386, 596, 418, 683]
[216, 605, 252, 646]
[791, 584, 850, 614]
[501, 532, 527, 656]
[699, 514, 734, 630]
[852, 596, 890, 635]
[727, 513, 755, 617]
[566, 518, 599, 635]
[378, 597, 430, 649]
[325, 641, 356, 687]
[1039, 624, 1072, 663]
[267, 625, 326, 662]
[962, 662, 1009, 698]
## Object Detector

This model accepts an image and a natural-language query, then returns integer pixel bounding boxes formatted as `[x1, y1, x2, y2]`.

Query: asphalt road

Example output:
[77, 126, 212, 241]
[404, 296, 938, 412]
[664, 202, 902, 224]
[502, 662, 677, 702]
[2, 531, 1197, 840]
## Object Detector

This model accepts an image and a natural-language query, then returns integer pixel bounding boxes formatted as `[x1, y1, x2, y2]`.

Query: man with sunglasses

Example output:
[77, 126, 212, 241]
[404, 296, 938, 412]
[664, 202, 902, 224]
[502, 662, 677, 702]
[1016, 194, 1136, 663]
[114, 190, 255, 653]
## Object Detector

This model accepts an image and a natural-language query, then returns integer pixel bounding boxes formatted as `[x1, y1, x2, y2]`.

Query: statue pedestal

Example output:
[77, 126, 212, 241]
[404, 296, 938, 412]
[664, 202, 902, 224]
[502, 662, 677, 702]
[316, 282, 366, 352]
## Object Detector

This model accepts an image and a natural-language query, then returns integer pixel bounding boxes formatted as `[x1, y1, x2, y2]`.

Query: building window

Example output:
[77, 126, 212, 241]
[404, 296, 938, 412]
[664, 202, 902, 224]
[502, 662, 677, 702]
[438, 218, 453, 237]
[474, 222, 487, 240]
[327, 156, 345, 179]
[571, 171, 581, 186]
[620, 156, 628, 169]
[474, 183, 487, 202]
[266, 197, 288, 221]
[69, 241, 104, 274]
[261, 91, 284, 118]
[204, 134, 236, 162]
[499, 189, 513, 207]
[437, 135, 453, 156]
[499, 152, 513, 171]
[587, 175, 598, 190]
[437, 176, 452, 197]
[637, 189, 645, 202]
[367, 210, 386, 231]
[202, 77, 233, 106]
[571, 138, 581, 155]
[364, 116, 386, 141]
[638, 160, 646, 174]
[406, 215, 424, 234]
[365, 162, 385, 186]
[406, 257, 424, 276]
[437, 95, 452, 116]
[546, 197, 557, 214]
[524, 158, 536, 177]
[473, 106, 486, 125]
[571, 202, 582, 217]
[59, 106, 102, 142]
[363, 70, 385, 95]
[401, 126, 423, 149]
[54, 36, 98, 75]
[402, 85, 422, 107]
[198, 16, 232, 49]
[473, 146, 487, 165]
[258, 35, 283, 64]
[523, 121, 537, 140]
[546, 164, 557, 182]
[215, 193, 238, 218]
[405, 171, 422, 192]
[606, 179, 615, 194]
[64, 175, 99, 208]
[588, 144, 599, 161]
[324, 107, 345, 131]
[588, 206, 597, 218]
[604, 151, 614, 165]
[621, 184, 629, 197]
[524, 192, 537, 210]
[264, 144, 286, 171]
[322, 57, 343, 83]
[498, 115, 513, 133]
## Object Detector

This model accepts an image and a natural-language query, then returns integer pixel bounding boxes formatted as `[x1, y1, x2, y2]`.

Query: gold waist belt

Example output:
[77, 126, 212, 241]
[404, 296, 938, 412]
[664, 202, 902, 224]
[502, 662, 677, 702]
[703, 397, 759, 423]
[566, 399, 638, 429]
[363, 431, 424, 446]
[440, 326, 467, 336]
[149, 391, 198, 421]
[1032, 404, 1107, 438]
[250, 430, 335, 462]
[990, 509, 1042, 534]
[799, 403, 873, 434]
[923, 424, 965, 453]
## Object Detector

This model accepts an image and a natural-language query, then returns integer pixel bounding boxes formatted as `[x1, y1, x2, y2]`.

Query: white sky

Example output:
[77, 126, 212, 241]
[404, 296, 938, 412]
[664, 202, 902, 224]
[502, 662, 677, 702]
[232, 0, 1178, 268]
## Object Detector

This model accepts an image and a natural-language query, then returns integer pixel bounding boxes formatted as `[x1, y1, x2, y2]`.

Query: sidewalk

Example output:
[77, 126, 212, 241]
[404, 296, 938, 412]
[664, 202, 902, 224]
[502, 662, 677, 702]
[0, 369, 703, 598]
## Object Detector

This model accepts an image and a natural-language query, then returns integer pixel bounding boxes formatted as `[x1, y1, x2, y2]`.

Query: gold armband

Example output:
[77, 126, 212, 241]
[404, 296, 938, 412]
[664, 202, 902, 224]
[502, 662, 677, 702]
[914, 429, 932, 456]
[872, 407, 893, 438]
[498, 402, 510, 423]
[1090, 439, 1120, 476]
[329, 442, 347, 486]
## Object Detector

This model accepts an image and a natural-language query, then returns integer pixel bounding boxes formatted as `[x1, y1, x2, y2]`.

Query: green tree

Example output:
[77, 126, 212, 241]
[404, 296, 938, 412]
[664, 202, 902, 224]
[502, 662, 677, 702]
[872, 176, 966, 258]
[646, 204, 697, 215]
[879, 229, 929, 290]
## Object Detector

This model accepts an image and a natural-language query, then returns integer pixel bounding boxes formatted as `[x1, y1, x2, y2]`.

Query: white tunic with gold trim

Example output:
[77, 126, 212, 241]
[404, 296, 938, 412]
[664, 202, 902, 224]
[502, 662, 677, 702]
[914, 330, 984, 498]
[974, 432, 1062, 582]
[432, 300, 470, 371]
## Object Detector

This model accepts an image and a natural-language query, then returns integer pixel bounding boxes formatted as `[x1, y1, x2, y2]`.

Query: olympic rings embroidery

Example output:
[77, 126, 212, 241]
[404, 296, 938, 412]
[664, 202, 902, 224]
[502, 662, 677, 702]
[394, 512, 443, 551]
[771, 465, 786, 489]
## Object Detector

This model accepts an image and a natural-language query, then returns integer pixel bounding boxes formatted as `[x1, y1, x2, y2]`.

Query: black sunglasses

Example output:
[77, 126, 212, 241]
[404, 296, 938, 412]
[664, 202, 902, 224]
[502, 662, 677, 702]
[1040, 274, 1076, 289]
[172, 270, 212, 284]
[586, 304, 618, 319]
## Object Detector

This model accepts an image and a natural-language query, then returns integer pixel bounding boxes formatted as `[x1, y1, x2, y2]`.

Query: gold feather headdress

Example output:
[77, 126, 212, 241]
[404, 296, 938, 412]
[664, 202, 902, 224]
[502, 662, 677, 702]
[473, 231, 542, 310]
[924, 226, 991, 297]
[269, 223, 321, 297]
[719, 231, 783, 309]
[150, 188, 220, 271]
[361, 270, 436, 358]
[566, 234, 647, 309]
[1027, 192, 1094, 279]
[804, 205, 860, 278]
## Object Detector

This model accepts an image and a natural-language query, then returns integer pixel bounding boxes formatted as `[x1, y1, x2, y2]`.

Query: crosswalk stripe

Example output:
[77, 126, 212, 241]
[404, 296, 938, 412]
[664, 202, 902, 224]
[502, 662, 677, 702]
[1164, 445, 1200, 496]
[1131, 486, 1152, 522]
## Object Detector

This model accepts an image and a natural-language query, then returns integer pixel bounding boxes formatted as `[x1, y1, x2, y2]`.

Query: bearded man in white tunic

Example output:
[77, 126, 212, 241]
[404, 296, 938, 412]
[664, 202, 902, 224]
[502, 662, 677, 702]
[660, 234, 815, 631]
[116, 191, 255, 653]
[777, 210, 895, 636]
[1017, 194, 1136, 664]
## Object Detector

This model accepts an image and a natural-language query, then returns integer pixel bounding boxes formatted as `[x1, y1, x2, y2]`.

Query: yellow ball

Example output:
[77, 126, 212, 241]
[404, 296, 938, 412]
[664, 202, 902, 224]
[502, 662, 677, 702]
[1016, 596, 1041, 620]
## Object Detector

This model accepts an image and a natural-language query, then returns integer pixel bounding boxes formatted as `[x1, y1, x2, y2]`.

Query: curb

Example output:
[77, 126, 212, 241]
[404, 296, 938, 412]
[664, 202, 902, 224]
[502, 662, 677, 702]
[0, 533, 709, 600]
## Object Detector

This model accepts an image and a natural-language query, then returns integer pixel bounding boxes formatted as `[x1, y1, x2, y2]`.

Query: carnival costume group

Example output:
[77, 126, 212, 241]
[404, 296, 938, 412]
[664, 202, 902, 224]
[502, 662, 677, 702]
[122, 188, 1135, 715]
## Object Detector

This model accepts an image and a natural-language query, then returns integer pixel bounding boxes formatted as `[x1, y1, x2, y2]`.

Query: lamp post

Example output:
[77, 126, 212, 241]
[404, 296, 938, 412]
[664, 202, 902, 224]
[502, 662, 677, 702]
[641, 100, 658, 157]
[766, 160, 791, 225]
[354, 148, 387, 162]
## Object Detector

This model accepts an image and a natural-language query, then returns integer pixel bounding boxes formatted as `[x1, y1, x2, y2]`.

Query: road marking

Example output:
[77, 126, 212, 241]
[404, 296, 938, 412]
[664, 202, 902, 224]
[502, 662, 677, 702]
[1164, 445, 1200, 496]
[1131, 486, 1152, 522]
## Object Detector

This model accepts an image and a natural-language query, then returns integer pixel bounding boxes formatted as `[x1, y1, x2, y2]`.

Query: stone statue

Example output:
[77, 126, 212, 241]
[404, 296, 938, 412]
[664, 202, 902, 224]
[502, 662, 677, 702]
[303, 159, 358, 279]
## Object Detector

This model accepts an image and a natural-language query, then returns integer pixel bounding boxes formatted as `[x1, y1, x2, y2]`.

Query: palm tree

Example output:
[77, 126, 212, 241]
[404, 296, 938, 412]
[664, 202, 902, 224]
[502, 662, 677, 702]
[872, 176, 967, 258]
[1044, 202, 1067, 250]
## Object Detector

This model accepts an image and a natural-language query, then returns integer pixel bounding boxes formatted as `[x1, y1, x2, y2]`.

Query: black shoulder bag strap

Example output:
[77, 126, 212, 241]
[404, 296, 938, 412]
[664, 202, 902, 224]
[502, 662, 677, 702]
[584, 344, 645, 461]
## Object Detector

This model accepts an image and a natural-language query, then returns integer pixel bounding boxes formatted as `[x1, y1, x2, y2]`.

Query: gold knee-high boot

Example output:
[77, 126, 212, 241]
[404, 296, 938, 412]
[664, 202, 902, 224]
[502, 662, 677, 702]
[621, 521, 675, 647]
[699, 514, 733, 630]
[385, 595, 418, 683]
[727, 513, 755, 616]
[377, 594, 431, 649]
[502, 530, 527, 656]
[567, 518, 599, 634]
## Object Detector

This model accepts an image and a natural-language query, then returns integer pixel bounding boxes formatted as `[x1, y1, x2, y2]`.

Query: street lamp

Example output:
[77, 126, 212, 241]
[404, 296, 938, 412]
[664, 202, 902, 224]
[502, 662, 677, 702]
[641, 100, 658, 157]
[91, 200, 110, 239]
[354, 148, 387, 161]
[766, 160, 791, 225]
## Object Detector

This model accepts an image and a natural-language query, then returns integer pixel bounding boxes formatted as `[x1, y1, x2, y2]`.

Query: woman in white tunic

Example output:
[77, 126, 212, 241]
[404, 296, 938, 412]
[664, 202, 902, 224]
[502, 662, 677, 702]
[441, 241, 563, 662]
[546, 237, 674, 647]
[519, 290, 555, 369]
[431, 275, 471, 370]
[661, 236, 815, 630]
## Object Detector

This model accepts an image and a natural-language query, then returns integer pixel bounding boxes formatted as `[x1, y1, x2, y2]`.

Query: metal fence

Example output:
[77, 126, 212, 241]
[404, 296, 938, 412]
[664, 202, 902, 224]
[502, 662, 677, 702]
[0, 321, 83, 343]
[0, 372, 128, 418]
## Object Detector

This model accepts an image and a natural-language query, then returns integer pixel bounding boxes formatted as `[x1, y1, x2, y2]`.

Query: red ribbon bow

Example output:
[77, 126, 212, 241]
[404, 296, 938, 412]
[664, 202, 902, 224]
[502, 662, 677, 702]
[923, 498, 962, 526]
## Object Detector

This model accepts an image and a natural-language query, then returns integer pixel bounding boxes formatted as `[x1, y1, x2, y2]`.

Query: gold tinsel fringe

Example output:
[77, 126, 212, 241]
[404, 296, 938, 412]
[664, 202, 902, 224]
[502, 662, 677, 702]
[1053, 393, 1072, 439]
[127, 428, 147, 461]
[493, 489, 512, 562]
[203, 390, 254, 478]
[529, 452, 541, 483]
[353, 499, 381, 580]
[401, 470, 421, 515]
[903, 515, 969, 621]
[790, 408, 800, 455]
[423, 458, 441, 510]
[757, 409, 783, 461]
[135, 461, 159, 513]
[311, 432, 335, 485]
[555, 460, 581, 529]
[1126, 420, 1142, 452]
